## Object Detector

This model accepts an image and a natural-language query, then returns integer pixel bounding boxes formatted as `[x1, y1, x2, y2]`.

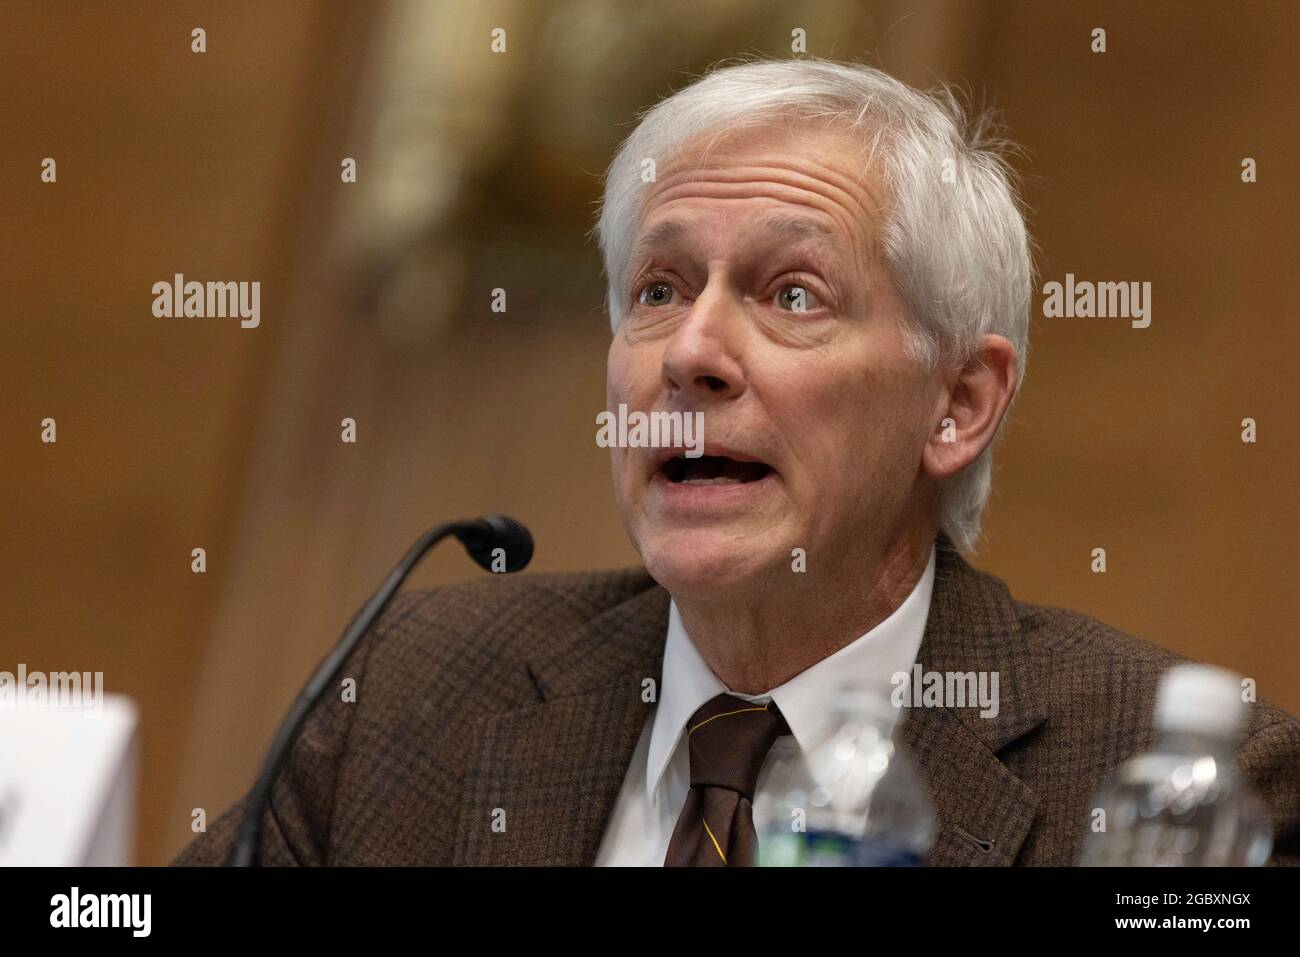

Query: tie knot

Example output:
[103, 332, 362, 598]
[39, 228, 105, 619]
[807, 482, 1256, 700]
[685, 693, 791, 800]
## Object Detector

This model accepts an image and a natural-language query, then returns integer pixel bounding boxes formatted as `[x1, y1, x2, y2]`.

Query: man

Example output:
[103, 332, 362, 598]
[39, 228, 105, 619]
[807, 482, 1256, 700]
[174, 58, 1300, 867]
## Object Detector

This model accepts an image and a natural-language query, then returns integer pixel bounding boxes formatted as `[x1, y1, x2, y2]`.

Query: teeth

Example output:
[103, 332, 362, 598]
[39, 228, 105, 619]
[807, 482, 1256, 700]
[681, 476, 743, 485]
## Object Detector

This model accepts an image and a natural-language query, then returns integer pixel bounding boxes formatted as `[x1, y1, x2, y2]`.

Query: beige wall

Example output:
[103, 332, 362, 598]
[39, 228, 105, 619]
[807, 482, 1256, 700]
[2, 0, 1295, 865]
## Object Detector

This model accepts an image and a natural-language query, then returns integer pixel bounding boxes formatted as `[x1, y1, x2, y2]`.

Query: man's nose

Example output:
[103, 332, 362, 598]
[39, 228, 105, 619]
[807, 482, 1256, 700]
[659, 282, 746, 401]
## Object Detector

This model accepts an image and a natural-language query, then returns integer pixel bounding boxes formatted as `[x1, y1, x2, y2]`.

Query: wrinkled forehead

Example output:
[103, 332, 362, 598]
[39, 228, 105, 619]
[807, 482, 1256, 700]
[671, 114, 871, 166]
[645, 117, 881, 200]
[627, 118, 888, 270]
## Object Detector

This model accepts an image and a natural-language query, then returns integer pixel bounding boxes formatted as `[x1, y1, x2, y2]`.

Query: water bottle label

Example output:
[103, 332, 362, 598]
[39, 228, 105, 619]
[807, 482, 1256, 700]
[760, 828, 924, 867]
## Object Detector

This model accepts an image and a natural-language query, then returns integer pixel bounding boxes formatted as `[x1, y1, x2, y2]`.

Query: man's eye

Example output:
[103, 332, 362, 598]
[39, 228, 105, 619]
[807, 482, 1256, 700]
[637, 280, 678, 307]
[776, 284, 821, 312]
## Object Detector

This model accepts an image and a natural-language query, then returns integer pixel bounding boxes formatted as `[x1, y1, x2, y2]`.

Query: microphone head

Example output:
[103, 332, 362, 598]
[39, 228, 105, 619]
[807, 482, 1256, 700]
[458, 515, 533, 573]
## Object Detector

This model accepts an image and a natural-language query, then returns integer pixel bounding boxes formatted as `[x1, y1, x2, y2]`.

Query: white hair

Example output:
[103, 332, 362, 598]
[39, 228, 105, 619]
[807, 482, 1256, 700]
[591, 56, 1033, 555]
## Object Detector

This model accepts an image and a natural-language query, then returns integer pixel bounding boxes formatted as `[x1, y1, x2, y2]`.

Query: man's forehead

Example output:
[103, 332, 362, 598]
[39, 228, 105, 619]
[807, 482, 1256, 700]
[633, 209, 837, 252]
[648, 119, 875, 194]
[629, 122, 881, 255]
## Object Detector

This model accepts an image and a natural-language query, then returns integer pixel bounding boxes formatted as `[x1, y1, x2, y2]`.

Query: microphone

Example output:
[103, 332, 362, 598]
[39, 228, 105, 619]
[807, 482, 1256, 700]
[454, 514, 533, 573]
[226, 515, 533, 866]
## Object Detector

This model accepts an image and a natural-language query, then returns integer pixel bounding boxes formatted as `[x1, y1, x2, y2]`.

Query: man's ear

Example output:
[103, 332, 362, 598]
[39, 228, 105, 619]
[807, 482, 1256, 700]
[922, 334, 1019, 480]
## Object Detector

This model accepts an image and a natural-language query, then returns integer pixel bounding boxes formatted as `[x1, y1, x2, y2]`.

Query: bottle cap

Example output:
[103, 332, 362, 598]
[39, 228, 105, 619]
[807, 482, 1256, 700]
[1154, 663, 1245, 739]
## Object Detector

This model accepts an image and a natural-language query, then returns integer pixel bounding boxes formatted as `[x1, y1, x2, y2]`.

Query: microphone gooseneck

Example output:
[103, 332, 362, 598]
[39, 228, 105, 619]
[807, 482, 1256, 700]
[227, 515, 533, 866]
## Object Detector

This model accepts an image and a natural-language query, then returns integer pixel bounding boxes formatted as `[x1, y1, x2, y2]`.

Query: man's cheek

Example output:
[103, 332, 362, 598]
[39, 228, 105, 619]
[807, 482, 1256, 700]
[606, 341, 644, 393]
[610, 448, 636, 494]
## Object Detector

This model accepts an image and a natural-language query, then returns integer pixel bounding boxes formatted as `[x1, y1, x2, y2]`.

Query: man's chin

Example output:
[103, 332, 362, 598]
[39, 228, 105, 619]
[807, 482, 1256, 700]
[638, 530, 782, 600]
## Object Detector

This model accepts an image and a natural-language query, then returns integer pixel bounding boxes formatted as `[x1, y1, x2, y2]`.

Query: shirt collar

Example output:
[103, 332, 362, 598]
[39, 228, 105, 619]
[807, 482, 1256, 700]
[646, 542, 937, 803]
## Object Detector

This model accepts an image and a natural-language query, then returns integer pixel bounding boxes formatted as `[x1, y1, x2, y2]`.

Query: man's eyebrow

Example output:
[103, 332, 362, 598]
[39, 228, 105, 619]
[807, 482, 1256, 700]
[751, 211, 837, 242]
[627, 219, 690, 266]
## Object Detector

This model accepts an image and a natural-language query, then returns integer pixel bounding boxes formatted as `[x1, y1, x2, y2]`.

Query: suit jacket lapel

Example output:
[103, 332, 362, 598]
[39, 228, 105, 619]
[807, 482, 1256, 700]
[452, 582, 668, 865]
[901, 538, 1048, 865]
[452, 537, 1047, 866]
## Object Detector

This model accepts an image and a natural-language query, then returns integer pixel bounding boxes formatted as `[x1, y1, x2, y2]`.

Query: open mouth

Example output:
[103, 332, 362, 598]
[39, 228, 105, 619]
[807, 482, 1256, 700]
[659, 454, 773, 486]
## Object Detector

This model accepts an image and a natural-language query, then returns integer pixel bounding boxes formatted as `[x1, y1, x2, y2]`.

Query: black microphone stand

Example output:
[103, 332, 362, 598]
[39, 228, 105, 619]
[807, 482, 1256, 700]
[226, 516, 531, 866]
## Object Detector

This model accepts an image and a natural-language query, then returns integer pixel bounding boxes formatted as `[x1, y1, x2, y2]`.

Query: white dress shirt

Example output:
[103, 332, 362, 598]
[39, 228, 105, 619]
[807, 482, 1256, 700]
[595, 543, 937, 866]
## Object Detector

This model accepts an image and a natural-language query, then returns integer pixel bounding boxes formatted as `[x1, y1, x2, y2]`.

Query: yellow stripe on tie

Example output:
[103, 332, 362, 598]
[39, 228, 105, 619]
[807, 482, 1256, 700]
[689, 706, 768, 735]
[702, 817, 727, 864]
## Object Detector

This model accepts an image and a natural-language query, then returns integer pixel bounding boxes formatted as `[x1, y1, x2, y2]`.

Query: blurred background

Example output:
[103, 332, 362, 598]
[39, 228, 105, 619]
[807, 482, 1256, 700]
[2, 0, 1296, 865]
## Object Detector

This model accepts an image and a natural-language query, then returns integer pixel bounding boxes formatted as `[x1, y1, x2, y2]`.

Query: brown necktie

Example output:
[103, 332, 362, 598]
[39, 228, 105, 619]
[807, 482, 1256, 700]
[664, 693, 792, 867]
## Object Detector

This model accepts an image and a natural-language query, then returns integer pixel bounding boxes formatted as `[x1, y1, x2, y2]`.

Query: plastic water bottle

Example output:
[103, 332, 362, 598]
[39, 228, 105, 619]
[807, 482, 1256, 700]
[1077, 663, 1273, 866]
[755, 684, 935, 866]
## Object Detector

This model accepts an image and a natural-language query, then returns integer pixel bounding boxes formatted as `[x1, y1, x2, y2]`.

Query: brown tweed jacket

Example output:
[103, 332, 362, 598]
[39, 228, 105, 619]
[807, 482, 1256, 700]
[173, 536, 1300, 866]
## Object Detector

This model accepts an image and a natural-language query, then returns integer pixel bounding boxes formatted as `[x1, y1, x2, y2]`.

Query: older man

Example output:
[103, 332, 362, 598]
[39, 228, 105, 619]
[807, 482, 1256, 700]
[174, 58, 1300, 867]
